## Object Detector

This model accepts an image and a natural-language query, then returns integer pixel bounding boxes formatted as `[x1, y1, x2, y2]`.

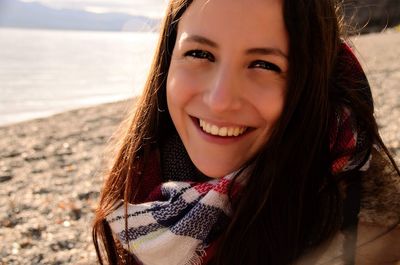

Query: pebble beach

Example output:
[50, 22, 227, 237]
[0, 31, 399, 264]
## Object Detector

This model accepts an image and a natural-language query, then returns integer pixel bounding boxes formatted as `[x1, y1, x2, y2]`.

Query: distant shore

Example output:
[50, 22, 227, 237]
[0, 31, 399, 264]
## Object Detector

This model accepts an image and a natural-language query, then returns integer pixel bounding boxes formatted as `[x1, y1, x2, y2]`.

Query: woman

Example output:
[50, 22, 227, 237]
[93, 0, 400, 264]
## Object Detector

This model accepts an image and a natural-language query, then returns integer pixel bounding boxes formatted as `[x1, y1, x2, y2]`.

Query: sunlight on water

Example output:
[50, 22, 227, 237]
[0, 28, 158, 126]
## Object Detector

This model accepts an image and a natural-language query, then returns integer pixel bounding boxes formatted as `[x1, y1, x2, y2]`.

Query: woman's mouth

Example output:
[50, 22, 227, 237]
[198, 118, 248, 137]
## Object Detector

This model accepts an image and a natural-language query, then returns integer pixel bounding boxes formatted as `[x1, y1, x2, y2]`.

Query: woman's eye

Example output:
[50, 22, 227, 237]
[184, 50, 215, 62]
[250, 60, 281, 73]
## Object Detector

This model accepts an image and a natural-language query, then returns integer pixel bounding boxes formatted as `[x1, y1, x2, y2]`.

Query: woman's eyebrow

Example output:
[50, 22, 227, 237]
[246, 48, 288, 59]
[181, 34, 218, 48]
[181, 34, 287, 59]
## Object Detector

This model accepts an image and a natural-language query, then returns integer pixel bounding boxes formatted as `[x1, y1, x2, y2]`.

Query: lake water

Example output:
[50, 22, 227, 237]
[0, 28, 158, 126]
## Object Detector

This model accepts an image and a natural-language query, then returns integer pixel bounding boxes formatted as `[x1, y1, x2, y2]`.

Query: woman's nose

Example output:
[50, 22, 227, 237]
[203, 65, 242, 113]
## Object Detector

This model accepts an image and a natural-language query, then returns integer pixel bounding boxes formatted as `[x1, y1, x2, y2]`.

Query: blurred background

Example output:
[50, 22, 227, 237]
[342, 0, 400, 33]
[0, 0, 165, 126]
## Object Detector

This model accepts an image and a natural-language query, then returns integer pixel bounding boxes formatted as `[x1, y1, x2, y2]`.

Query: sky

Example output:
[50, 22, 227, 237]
[21, 0, 168, 18]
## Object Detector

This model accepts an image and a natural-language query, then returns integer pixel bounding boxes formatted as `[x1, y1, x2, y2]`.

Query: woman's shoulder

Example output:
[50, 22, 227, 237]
[354, 146, 400, 264]
[296, 146, 400, 265]
[360, 146, 400, 226]
[295, 225, 400, 265]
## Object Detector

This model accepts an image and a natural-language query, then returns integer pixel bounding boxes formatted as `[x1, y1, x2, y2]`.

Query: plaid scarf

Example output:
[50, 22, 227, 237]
[106, 43, 372, 265]
[106, 173, 238, 265]
[330, 107, 371, 175]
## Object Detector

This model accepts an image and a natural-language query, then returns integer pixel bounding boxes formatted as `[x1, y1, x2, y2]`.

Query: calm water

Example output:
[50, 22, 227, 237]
[0, 28, 158, 126]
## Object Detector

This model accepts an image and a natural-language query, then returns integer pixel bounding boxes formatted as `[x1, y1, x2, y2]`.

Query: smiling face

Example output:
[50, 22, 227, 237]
[166, 0, 289, 178]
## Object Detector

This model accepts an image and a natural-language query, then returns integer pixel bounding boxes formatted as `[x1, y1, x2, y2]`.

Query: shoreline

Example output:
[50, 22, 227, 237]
[0, 31, 399, 264]
[0, 97, 134, 128]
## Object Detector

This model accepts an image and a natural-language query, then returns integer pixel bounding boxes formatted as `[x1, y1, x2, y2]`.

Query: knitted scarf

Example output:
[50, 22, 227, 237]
[106, 43, 372, 265]
[106, 173, 237, 265]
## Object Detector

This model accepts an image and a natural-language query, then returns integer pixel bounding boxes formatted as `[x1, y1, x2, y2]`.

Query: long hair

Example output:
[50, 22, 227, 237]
[92, 0, 399, 264]
[92, 2, 192, 264]
[212, 0, 341, 263]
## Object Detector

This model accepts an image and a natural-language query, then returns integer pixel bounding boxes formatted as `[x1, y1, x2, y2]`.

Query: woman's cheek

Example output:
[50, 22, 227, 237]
[243, 73, 286, 122]
[247, 71, 285, 95]
[171, 63, 212, 95]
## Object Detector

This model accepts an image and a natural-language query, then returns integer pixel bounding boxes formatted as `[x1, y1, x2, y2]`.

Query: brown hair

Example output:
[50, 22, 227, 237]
[92, 2, 192, 263]
[92, 0, 399, 264]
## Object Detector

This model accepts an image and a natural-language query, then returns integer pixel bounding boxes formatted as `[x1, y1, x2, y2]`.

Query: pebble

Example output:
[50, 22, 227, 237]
[2, 150, 21, 158]
[23, 153, 47, 162]
[31, 253, 44, 264]
[69, 208, 82, 220]
[50, 240, 75, 251]
[24, 227, 44, 240]
[1, 217, 22, 228]
[77, 191, 99, 200]
[0, 174, 13, 182]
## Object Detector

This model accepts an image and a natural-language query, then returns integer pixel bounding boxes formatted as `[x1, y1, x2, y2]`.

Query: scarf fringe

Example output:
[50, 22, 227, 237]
[186, 246, 207, 265]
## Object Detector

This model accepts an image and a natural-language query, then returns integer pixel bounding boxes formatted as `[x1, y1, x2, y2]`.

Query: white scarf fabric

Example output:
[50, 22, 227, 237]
[106, 173, 236, 265]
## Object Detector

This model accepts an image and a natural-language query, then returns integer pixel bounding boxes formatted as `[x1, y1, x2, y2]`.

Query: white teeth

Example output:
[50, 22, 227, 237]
[218, 127, 227, 136]
[198, 119, 247, 137]
[211, 125, 219, 135]
[233, 128, 239, 136]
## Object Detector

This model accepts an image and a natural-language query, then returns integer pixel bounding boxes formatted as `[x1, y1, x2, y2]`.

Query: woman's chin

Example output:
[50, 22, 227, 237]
[195, 165, 237, 179]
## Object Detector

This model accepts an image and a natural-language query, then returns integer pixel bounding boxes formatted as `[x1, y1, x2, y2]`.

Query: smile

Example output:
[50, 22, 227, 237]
[199, 118, 248, 137]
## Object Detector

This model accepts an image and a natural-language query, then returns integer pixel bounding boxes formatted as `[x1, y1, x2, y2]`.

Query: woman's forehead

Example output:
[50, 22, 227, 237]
[176, 0, 288, 53]
[184, 0, 284, 20]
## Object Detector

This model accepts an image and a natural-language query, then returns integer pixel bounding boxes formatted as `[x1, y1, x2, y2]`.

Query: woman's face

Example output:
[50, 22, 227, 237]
[167, 0, 289, 178]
